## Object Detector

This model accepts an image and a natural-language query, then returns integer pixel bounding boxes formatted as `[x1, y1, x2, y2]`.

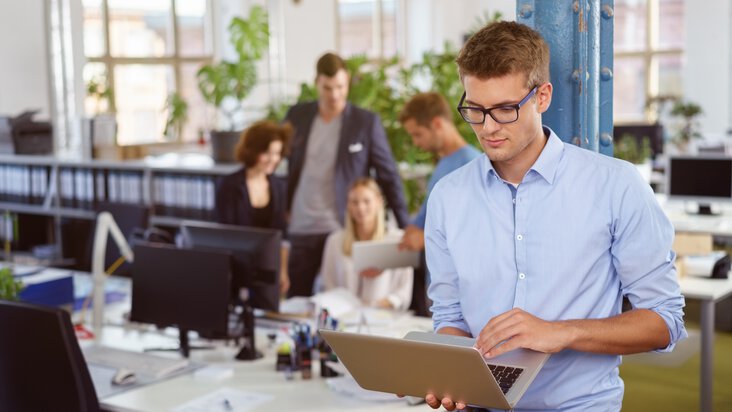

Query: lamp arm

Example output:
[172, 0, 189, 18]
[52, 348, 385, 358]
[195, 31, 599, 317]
[91, 211, 135, 336]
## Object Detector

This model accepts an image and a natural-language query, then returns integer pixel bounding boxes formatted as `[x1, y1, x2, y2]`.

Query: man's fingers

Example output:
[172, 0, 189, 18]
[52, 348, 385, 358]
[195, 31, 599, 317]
[425, 394, 441, 409]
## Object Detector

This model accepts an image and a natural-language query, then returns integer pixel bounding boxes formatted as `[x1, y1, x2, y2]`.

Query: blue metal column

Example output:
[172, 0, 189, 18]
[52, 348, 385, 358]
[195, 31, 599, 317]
[517, 0, 614, 156]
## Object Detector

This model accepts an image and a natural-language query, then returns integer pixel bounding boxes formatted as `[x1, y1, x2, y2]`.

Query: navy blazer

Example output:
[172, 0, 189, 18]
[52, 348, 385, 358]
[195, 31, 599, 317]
[214, 167, 288, 235]
[284, 102, 409, 228]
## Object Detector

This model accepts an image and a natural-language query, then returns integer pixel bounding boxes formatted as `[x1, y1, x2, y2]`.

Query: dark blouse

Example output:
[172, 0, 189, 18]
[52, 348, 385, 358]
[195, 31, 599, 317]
[250, 200, 274, 229]
[214, 167, 287, 236]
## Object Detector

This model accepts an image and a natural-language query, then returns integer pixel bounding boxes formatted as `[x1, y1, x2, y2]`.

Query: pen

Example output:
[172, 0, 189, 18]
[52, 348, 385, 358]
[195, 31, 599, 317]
[223, 398, 232, 411]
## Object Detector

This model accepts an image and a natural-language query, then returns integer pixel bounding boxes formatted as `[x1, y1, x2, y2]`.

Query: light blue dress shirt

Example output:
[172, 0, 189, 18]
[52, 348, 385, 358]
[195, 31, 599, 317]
[425, 127, 687, 411]
[412, 145, 481, 229]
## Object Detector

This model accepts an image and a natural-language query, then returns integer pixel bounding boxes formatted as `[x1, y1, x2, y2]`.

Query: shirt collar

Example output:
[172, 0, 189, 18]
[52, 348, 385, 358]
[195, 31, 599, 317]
[482, 126, 564, 185]
[529, 126, 563, 185]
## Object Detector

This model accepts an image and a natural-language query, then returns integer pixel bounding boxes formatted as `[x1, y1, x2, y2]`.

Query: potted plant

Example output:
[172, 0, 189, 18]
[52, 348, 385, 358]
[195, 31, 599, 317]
[614, 134, 653, 182]
[670, 100, 703, 149]
[646, 95, 703, 153]
[0, 267, 23, 301]
[163, 92, 189, 141]
[196, 5, 269, 162]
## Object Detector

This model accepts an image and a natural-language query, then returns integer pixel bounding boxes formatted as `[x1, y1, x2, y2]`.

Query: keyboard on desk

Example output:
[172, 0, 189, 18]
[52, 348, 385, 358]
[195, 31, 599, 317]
[83, 345, 190, 379]
[487, 364, 524, 394]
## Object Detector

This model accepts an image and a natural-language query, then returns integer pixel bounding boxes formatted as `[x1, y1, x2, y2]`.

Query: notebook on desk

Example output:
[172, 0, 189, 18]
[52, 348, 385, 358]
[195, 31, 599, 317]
[319, 330, 549, 410]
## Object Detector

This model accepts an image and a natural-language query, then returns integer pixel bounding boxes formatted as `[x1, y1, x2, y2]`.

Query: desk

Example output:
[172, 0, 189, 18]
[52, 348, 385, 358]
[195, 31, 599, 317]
[678, 276, 732, 412]
[89, 308, 433, 412]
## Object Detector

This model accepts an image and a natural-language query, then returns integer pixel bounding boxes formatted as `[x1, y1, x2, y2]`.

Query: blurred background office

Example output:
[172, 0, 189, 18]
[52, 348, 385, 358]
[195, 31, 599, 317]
[1, 0, 729, 159]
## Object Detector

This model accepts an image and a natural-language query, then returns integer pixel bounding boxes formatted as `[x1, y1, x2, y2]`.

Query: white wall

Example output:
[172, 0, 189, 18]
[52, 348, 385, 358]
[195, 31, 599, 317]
[280, 0, 338, 98]
[0, 0, 51, 120]
[684, 0, 731, 137]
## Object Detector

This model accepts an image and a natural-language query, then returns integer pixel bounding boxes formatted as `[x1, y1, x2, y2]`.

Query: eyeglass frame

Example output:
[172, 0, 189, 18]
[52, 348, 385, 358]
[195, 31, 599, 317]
[456, 86, 539, 125]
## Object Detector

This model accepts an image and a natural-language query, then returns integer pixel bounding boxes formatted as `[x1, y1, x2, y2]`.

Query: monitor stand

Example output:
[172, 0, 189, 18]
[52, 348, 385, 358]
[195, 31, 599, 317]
[235, 304, 262, 361]
[144, 329, 215, 358]
[695, 203, 719, 216]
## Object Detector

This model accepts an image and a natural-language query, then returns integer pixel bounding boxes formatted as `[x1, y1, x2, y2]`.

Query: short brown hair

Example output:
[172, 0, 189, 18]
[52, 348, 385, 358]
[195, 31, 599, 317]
[399, 92, 453, 127]
[235, 120, 292, 168]
[456, 21, 550, 88]
[316, 52, 347, 77]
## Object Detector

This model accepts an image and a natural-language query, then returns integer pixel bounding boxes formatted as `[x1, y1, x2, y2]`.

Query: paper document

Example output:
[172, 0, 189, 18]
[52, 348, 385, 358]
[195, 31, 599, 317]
[171, 387, 274, 412]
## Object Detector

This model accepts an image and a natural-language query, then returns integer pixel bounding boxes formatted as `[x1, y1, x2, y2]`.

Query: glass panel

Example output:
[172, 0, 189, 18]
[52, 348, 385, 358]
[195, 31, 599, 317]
[113, 64, 174, 145]
[82, 0, 105, 57]
[108, 0, 173, 57]
[658, 0, 684, 49]
[338, 0, 375, 57]
[176, 0, 210, 56]
[614, 0, 647, 53]
[657, 54, 683, 97]
[381, 0, 398, 58]
[179, 63, 210, 142]
[613, 57, 647, 122]
[83, 63, 110, 115]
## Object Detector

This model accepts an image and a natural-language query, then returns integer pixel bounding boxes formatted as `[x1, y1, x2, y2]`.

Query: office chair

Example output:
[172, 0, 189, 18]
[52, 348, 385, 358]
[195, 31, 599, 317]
[0, 300, 100, 412]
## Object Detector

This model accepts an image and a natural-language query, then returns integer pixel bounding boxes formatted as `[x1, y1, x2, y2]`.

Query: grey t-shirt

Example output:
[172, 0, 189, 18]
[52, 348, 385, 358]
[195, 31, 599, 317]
[289, 115, 343, 234]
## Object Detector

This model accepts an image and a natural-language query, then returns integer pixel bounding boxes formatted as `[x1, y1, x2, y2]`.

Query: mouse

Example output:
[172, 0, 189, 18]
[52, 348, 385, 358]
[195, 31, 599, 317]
[111, 368, 136, 386]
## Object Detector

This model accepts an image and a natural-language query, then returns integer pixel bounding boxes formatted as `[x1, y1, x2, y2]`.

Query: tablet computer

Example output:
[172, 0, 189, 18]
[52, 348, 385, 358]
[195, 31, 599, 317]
[351, 239, 420, 273]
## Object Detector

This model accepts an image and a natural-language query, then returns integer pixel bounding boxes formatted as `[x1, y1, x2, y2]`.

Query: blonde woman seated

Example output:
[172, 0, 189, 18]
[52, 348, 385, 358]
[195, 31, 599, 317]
[320, 178, 413, 310]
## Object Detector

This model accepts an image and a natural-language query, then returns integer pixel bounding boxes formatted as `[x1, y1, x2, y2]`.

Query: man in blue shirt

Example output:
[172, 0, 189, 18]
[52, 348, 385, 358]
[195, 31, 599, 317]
[424, 22, 687, 411]
[397, 92, 480, 316]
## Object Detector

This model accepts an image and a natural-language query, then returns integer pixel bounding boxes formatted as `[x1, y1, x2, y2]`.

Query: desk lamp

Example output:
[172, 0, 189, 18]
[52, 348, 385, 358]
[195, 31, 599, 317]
[91, 211, 134, 336]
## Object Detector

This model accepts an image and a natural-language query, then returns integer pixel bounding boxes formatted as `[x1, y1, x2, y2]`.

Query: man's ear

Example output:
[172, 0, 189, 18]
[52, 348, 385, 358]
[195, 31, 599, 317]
[430, 116, 444, 131]
[537, 83, 553, 114]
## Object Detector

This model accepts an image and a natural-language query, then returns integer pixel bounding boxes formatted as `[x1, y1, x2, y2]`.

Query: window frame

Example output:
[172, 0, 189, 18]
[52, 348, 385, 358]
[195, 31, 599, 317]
[614, 0, 684, 123]
[84, 0, 214, 145]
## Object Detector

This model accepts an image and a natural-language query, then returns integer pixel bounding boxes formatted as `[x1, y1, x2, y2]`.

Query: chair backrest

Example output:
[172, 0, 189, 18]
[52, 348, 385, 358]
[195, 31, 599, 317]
[0, 300, 100, 412]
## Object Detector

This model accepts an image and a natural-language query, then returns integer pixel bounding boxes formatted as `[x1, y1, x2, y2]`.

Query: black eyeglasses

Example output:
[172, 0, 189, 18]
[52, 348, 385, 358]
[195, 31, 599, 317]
[456, 86, 538, 125]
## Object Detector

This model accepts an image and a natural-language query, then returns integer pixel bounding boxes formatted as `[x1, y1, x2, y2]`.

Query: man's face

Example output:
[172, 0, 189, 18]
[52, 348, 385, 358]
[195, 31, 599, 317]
[403, 118, 440, 154]
[316, 69, 349, 114]
[462, 72, 550, 165]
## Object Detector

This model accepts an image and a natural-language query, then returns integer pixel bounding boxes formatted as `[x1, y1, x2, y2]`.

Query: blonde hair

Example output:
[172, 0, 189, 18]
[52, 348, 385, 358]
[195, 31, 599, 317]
[342, 177, 386, 256]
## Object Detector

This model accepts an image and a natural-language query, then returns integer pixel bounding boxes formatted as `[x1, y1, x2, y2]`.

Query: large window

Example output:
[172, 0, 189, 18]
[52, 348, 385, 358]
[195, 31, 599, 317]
[337, 0, 400, 59]
[82, 0, 212, 145]
[614, 0, 684, 123]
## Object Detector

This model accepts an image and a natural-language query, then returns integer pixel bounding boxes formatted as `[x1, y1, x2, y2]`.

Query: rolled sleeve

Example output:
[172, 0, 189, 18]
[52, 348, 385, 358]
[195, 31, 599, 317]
[612, 166, 688, 352]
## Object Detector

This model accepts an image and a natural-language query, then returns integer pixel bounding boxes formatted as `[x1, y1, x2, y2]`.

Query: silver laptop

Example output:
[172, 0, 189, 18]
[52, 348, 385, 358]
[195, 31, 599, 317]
[352, 239, 420, 273]
[319, 329, 549, 410]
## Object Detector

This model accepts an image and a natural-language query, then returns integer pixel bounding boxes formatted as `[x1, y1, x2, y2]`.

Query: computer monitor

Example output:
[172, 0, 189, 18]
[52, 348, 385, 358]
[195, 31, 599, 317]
[0, 300, 100, 411]
[614, 123, 665, 159]
[666, 155, 732, 215]
[130, 242, 232, 358]
[179, 220, 281, 312]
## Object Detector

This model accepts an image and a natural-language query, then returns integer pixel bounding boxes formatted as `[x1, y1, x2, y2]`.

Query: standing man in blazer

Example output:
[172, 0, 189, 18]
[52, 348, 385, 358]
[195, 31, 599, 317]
[285, 52, 409, 297]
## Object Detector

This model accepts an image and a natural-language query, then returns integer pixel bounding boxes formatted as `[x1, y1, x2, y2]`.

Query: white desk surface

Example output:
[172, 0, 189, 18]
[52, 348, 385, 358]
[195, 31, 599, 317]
[657, 194, 732, 237]
[88, 302, 433, 412]
[678, 275, 732, 302]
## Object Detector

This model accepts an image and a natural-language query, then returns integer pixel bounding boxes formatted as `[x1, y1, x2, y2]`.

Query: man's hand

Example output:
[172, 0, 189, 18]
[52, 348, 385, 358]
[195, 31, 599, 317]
[398, 225, 425, 251]
[359, 267, 383, 278]
[425, 394, 466, 411]
[475, 308, 574, 358]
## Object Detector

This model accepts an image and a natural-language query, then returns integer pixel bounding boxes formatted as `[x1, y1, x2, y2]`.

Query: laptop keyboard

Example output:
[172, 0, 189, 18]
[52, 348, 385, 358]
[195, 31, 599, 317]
[487, 364, 524, 394]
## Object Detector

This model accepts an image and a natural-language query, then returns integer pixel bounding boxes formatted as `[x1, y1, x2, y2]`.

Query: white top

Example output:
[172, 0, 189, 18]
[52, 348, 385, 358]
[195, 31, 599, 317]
[320, 229, 413, 310]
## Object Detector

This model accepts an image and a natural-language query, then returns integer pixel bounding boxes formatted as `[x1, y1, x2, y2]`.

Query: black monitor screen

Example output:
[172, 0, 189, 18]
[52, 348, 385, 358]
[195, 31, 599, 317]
[614, 123, 664, 158]
[130, 243, 232, 336]
[180, 221, 281, 311]
[667, 156, 732, 200]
